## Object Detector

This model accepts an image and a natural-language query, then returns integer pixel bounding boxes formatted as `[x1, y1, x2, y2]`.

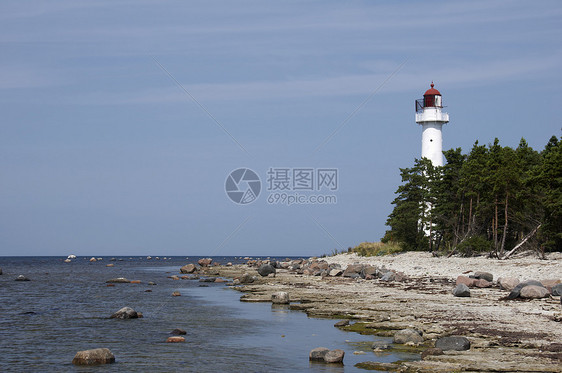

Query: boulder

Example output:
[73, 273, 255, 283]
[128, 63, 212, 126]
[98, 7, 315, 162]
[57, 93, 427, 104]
[180, 264, 197, 274]
[343, 264, 362, 278]
[380, 271, 396, 282]
[172, 291, 181, 296]
[110, 306, 138, 319]
[393, 328, 423, 344]
[166, 336, 185, 343]
[456, 275, 476, 288]
[551, 283, 562, 296]
[540, 278, 561, 291]
[435, 336, 471, 351]
[361, 265, 379, 278]
[257, 264, 276, 277]
[519, 285, 549, 299]
[309, 347, 329, 361]
[498, 277, 520, 291]
[239, 273, 255, 284]
[507, 280, 545, 299]
[106, 278, 130, 283]
[171, 328, 187, 335]
[89, 257, 97, 262]
[72, 348, 115, 365]
[474, 279, 492, 288]
[15, 275, 30, 281]
[271, 291, 290, 304]
[473, 271, 493, 282]
[453, 283, 471, 297]
[198, 258, 212, 267]
[329, 268, 343, 277]
[324, 349, 345, 363]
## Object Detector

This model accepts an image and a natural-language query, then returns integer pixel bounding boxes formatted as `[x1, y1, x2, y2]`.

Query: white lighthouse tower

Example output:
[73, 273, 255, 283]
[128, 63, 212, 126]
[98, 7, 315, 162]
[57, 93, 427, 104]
[415, 83, 449, 166]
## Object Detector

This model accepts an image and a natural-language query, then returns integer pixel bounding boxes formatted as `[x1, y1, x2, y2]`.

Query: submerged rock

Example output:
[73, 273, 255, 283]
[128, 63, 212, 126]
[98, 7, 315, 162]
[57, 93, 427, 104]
[435, 336, 470, 351]
[452, 283, 471, 297]
[110, 306, 138, 319]
[393, 328, 423, 344]
[106, 277, 130, 283]
[334, 320, 350, 327]
[271, 291, 290, 304]
[15, 275, 30, 281]
[171, 328, 187, 335]
[72, 348, 115, 365]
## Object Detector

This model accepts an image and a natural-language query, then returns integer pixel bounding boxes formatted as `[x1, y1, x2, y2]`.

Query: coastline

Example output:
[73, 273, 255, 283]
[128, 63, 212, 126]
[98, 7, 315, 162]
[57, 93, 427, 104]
[207, 252, 562, 372]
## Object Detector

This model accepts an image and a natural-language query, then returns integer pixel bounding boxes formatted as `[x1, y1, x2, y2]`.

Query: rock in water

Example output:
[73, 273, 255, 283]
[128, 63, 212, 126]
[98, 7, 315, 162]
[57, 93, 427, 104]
[257, 264, 276, 277]
[271, 291, 290, 304]
[435, 336, 471, 351]
[171, 328, 187, 335]
[198, 258, 212, 267]
[110, 307, 138, 319]
[72, 348, 115, 365]
[172, 291, 181, 296]
[393, 329, 423, 344]
[166, 336, 185, 343]
[334, 320, 350, 327]
[473, 271, 493, 282]
[238, 273, 255, 284]
[15, 275, 30, 281]
[452, 283, 471, 297]
[324, 349, 345, 363]
[106, 277, 130, 283]
[309, 347, 330, 361]
[180, 264, 197, 274]
[519, 285, 549, 299]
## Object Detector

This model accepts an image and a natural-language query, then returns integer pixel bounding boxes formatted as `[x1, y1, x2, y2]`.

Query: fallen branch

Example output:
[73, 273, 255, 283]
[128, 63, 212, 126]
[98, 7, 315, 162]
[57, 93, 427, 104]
[501, 223, 541, 260]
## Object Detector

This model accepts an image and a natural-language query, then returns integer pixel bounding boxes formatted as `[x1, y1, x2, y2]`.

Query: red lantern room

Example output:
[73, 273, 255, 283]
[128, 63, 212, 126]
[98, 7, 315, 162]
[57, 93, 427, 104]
[416, 82, 443, 112]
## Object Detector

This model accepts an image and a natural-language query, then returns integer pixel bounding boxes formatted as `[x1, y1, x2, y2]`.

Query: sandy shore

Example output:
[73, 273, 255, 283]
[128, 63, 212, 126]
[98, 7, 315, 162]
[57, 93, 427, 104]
[205, 252, 562, 372]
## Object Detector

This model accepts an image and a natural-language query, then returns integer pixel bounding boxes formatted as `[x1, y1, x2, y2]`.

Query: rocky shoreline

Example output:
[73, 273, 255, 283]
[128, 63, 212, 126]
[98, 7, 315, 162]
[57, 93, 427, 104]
[193, 253, 562, 372]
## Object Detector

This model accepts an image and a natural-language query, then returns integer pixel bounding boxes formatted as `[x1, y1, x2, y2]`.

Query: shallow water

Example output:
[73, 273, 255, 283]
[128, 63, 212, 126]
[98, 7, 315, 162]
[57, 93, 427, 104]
[0, 257, 418, 372]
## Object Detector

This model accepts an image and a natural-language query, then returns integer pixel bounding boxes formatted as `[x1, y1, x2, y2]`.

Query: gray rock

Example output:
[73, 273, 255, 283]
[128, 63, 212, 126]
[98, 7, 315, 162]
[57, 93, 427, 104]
[334, 320, 349, 327]
[309, 347, 330, 361]
[361, 266, 379, 278]
[324, 349, 345, 363]
[453, 283, 471, 297]
[393, 328, 423, 344]
[380, 271, 396, 282]
[271, 291, 290, 304]
[257, 264, 276, 277]
[473, 271, 493, 282]
[343, 264, 363, 278]
[105, 277, 130, 283]
[180, 264, 197, 274]
[329, 268, 343, 277]
[72, 348, 115, 365]
[551, 283, 562, 296]
[435, 336, 470, 351]
[507, 280, 545, 299]
[239, 273, 255, 284]
[171, 328, 187, 335]
[110, 306, 138, 319]
[15, 275, 30, 281]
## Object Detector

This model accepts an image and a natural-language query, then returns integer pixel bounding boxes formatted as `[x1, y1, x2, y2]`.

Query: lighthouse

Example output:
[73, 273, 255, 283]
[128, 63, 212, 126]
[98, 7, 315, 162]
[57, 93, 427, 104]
[415, 83, 449, 166]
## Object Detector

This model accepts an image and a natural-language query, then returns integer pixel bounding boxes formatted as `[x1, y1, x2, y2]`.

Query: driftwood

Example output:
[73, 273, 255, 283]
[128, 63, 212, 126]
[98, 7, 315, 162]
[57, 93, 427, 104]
[501, 223, 541, 260]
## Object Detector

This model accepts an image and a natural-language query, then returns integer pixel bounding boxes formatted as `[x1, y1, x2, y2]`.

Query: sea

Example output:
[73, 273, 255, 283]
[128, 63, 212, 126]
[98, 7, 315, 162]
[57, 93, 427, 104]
[0, 256, 419, 372]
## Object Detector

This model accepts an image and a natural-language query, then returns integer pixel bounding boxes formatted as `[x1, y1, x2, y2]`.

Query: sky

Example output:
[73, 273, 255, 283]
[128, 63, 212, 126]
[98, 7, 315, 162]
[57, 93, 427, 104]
[0, 1, 561, 257]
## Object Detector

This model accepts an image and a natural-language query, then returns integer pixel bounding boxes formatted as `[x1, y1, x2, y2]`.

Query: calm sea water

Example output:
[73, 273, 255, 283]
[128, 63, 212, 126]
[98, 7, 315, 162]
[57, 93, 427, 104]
[0, 256, 418, 372]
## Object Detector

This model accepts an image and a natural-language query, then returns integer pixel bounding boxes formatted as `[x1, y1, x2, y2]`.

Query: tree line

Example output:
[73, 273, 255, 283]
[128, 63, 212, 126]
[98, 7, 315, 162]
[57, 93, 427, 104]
[383, 136, 561, 257]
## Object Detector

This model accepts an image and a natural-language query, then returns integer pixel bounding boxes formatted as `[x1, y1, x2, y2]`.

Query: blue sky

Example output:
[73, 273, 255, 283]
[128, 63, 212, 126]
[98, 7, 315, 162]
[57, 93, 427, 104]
[1, 1, 561, 256]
